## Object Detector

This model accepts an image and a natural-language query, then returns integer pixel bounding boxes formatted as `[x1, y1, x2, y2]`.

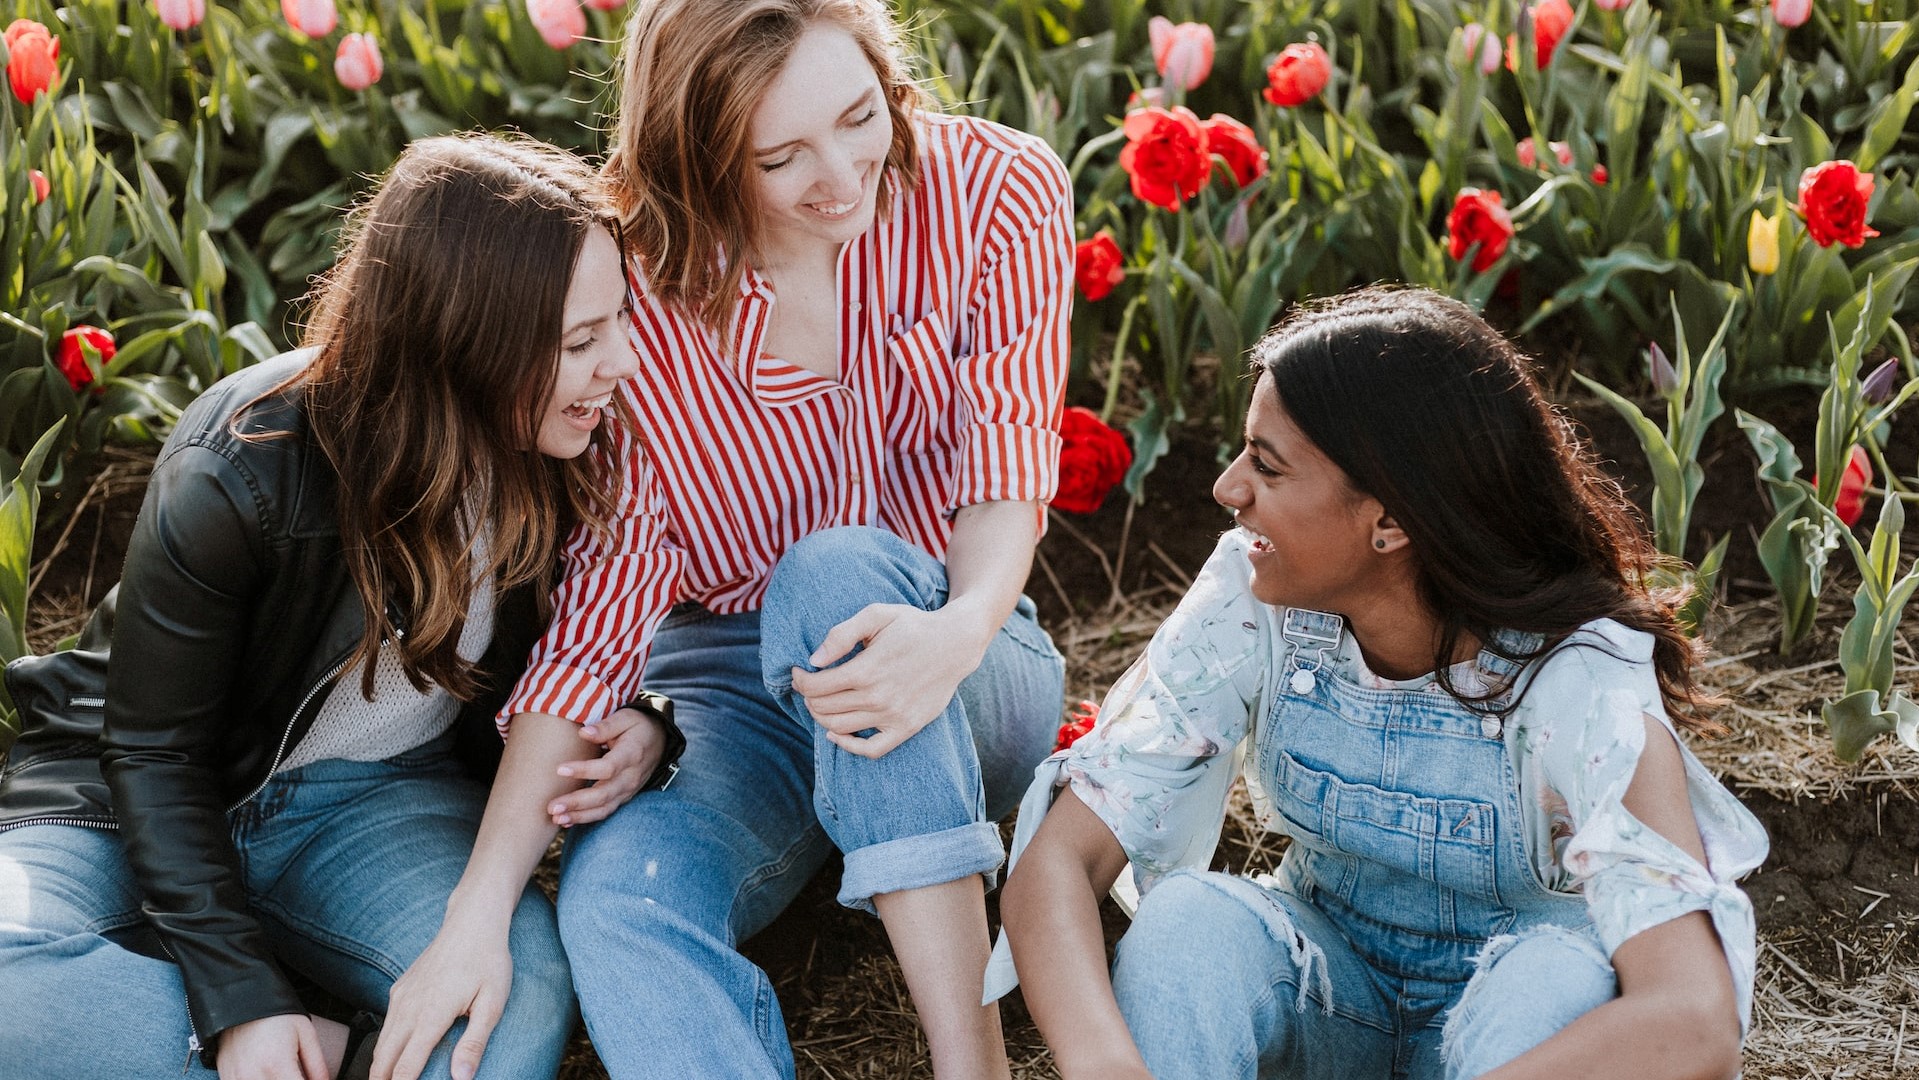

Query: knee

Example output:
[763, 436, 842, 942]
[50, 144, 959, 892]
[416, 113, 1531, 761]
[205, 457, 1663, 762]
[1115, 873, 1275, 1005]
[1442, 925, 1617, 1079]
[762, 528, 935, 632]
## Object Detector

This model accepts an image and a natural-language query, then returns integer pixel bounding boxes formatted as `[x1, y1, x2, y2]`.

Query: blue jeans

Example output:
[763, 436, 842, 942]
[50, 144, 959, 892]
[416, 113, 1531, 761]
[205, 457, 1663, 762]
[0, 733, 575, 1079]
[1112, 871, 1618, 1080]
[559, 526, 1065, 1080]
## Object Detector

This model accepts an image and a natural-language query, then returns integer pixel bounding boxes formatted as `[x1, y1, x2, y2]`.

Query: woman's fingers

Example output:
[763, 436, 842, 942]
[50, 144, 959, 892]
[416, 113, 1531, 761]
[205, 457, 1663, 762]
[448, 992, 504, 1080]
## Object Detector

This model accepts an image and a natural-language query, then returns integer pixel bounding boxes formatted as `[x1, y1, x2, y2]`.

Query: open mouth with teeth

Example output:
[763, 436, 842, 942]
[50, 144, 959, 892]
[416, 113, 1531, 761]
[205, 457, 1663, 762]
[1239, 525, 1274, 553]
[562, 393, 612, 422]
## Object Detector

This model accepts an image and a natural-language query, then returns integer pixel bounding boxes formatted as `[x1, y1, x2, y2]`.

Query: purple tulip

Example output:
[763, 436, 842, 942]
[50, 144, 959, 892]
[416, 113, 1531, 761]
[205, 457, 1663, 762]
[1648, 341, 1678, 396]
[1861, 358, 1900, 405]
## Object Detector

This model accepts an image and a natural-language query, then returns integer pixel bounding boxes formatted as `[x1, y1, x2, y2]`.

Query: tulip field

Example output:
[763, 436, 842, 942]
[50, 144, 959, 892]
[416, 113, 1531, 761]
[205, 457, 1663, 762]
[2, 0, 1917, 1076]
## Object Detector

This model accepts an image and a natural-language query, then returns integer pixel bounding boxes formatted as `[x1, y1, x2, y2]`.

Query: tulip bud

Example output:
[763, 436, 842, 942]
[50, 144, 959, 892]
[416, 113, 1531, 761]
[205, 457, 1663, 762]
[281, 0, 338, 38]
[1771, 0, 1813, 29]
[1459, 23, 1502, 76]
[27, 168, 49, 204]
[1747, 211, 1780, 276]
[1648, 341, 1678, 397]
[527, 0, 587, 50]
[1148, 17, 1215, 92]
[154, 0, 206, 30]
[1223, 200, 1251, 250]
[334, 33, 382, 91]
[1861, 359, 1899, 405]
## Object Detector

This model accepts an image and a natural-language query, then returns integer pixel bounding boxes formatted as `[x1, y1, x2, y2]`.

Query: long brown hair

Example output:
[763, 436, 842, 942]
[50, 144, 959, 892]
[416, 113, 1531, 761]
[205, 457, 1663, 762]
[1253, 286, 1721, 732]
[604, 0, 924, 336]
[290, 133, 627, 700]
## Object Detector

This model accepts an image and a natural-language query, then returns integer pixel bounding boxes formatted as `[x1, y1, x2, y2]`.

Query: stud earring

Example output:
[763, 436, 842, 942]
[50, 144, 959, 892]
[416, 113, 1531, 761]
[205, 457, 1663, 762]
[1373, 538, 1387, 550]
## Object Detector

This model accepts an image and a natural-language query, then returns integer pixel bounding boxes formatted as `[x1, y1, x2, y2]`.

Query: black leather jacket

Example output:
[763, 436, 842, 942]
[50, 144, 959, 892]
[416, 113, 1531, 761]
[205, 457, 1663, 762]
[0, 353, 551, 1053]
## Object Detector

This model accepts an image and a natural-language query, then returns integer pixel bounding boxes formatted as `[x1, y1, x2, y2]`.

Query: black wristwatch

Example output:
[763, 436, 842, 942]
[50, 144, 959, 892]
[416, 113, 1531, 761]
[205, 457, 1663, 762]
[627, 689, 686, 792]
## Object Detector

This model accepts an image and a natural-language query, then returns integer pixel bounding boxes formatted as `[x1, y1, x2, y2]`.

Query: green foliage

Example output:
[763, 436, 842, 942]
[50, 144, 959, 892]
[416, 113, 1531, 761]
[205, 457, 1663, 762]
[0, 417, 64, 745]
[1820, 493, 1919, 761]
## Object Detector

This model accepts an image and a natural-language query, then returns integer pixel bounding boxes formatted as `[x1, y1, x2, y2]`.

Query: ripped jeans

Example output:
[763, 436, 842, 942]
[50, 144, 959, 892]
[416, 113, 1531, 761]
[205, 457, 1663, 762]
[1108, 614, 1618, 1080]
[1111, 870, 1617, 1080]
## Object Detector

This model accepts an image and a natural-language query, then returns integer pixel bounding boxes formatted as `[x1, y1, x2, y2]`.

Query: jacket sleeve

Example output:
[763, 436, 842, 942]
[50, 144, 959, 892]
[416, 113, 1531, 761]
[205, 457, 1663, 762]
[99, 440, 305, 1052]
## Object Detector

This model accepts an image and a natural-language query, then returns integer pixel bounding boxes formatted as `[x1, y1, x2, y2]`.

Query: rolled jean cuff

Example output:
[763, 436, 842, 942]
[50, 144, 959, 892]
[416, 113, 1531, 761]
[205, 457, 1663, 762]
[836, 821, 1007, 914]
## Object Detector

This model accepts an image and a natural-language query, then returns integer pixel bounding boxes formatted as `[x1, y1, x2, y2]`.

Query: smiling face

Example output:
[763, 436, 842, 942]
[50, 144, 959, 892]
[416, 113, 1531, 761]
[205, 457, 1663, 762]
[1212, 374, 1386, 611]
[536, 226, 639, 459]
[747, 22, 894, 260]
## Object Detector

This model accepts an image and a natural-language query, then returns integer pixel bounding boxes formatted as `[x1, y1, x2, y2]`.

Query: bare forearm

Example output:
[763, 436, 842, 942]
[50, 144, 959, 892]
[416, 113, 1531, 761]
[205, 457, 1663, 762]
[443, 712, 583, 925]
[940, 500, 1039, 653]
[1002, 790, 1149, 1078]
[1476, 993, 1740, 1080]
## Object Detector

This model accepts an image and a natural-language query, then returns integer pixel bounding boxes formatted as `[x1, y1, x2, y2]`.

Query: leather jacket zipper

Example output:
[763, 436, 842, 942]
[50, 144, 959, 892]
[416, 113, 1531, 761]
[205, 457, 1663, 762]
[224, 653, 350, 815]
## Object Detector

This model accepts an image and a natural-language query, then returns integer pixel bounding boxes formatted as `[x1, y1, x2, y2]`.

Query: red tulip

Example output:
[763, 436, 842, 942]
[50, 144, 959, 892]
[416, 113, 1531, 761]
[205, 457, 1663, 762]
[1263, 42, 1330, 108]
[1054, 699, 1099, 753]
[1798, 160, 1879, 249]
[1771, 0, 1813, 28]
[4, 19, 59, 105]
[1200, 114, 1267, 188]
[280, 0, 338, 37]
[1052, 407, 1133, 514]
[527, 0, 587, 50]
[1118, 106, 1210, 211]
[1074, 232, 1125, 303]
[27, 169, 49, 204]
[1446, 188, 1515, 273]
[1148, 17, 1214, 92]
[334, 33, 383, 90]
[1506, 0, 1574, 71]
[1824, 445, 1872, 526]
[56, 325, 115, 394]
[154, 0, 206, 30]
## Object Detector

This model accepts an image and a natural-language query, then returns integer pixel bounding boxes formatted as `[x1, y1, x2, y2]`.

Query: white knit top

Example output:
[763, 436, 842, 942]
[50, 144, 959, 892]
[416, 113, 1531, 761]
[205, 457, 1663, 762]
[279, 559, 497, 772]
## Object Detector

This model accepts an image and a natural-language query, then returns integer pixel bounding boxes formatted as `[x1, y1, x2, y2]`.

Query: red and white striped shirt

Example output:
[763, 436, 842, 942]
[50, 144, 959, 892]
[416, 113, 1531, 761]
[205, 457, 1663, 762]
[502, 113, 1073, 725]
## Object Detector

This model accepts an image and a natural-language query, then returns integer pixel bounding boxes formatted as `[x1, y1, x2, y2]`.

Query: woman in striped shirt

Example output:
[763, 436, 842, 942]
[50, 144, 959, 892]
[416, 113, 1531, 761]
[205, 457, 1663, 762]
[500, 1, 1073, 1076]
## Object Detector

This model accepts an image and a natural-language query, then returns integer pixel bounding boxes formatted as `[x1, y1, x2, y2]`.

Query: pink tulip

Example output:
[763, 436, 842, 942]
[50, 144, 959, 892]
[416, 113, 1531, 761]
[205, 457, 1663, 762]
[281, 0, 337, 37]
[583, 0, 625, 8]
[1594, 0, 1634, 9]
[334, 32, 382, 90]
[1148, 16, 1215, 92]
[1771, 0, 1812, 27]
[527, 0, 587, 50]
[154, 0, 205, 30]
[1460, 23, 1501, 76]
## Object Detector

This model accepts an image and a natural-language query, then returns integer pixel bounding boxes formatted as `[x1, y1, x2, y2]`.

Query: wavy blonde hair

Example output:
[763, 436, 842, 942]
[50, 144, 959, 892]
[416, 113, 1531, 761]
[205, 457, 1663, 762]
[291, 133, 628, 699]
[604, 0, 925, 336]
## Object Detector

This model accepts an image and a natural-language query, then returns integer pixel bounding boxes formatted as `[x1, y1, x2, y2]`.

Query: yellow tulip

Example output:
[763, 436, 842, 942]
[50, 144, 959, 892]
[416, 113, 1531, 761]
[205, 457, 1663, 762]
[1748, 211, 1780, 276]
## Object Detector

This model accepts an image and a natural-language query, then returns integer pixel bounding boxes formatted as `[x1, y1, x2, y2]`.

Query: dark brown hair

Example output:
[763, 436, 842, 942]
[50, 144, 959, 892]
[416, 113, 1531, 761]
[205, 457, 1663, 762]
[288, 133, 628, 699]
[1253, 286, 1720, 732]
[604, 0, 924, 336]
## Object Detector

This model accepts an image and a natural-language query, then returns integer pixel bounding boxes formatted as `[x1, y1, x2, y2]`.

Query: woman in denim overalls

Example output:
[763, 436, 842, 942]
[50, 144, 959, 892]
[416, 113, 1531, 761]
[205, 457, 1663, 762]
[993, 287, 1766, 1080]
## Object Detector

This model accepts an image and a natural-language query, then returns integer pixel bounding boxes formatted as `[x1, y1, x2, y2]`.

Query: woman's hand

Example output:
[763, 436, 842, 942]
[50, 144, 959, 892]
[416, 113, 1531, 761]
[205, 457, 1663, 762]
[789, 602, 987, 758]
[369, 922, 512, 1080]
[216, 1013, 329, 1080]
[546, 706, 666, 826]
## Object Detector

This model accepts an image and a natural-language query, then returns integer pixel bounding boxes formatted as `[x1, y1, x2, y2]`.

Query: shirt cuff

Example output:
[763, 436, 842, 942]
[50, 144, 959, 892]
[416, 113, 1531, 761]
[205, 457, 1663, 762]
[498, 661, 620, 733]
[955, 421, 1063, 508]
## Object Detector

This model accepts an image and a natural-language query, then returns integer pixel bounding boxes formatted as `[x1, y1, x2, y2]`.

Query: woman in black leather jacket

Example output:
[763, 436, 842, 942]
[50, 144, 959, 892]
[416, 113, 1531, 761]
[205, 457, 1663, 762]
[0, 134, 675, 1080]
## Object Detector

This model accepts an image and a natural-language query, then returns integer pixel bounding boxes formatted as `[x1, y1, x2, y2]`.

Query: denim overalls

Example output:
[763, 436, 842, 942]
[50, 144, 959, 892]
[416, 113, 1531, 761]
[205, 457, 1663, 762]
[1110, 610, 1620, 1080]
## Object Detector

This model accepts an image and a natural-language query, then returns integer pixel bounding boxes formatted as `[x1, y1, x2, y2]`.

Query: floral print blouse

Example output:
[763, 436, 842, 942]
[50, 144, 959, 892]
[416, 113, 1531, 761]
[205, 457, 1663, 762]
[986, 530, 1769, 1029]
